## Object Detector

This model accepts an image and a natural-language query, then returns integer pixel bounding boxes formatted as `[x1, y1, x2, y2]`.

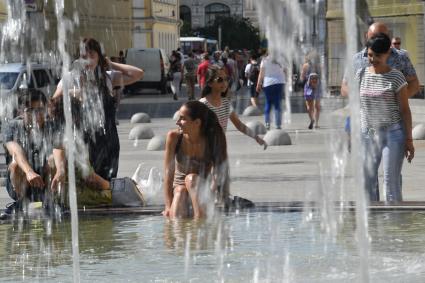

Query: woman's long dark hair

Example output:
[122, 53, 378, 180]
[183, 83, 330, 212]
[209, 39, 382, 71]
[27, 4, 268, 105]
[184, 100, 230, 202]
[78, 38, 110, 96]
[201, 65, 228, 98]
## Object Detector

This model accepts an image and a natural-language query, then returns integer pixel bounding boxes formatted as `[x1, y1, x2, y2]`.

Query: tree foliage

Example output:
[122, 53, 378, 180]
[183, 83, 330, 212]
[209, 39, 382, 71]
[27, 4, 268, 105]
[192, 16, 261, 51]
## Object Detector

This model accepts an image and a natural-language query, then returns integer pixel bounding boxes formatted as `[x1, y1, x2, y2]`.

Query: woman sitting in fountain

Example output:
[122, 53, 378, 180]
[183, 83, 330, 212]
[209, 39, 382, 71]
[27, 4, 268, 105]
[356, 33, 414, 202]
[50, 38, 144, 205]
[162, 101, 230, 218]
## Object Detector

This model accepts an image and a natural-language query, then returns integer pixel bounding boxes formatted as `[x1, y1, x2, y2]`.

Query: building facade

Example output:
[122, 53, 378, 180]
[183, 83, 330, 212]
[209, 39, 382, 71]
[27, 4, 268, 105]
[326, 0, 425, 90]
[0, 0, 132, 59]
[179, 0, 243, 29]
[46, 0, 133, 57]
[243, 0, 259, 30]
[132, 0, 180, 55]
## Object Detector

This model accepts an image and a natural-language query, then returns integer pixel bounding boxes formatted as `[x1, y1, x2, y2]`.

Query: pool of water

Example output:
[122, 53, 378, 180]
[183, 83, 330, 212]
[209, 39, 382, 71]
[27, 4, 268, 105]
[0, 210, 425, 282]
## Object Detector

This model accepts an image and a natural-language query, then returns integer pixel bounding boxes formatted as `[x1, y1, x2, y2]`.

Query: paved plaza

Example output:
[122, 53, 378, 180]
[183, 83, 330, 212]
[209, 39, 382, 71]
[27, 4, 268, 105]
[1, 90, 425, 208]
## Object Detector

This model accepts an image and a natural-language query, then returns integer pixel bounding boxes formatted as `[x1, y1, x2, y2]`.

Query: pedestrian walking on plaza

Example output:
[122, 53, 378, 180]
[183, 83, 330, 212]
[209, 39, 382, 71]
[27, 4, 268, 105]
[245, 53, 261, 107]
[355, 33, 414, 202]
[303, 73, 321, 129]
[170, 50, 183, 100]
[183, 52, 197, 100]
[300, 52, 321, 129]
[197, 53, 210, 90]
[340, 22, 419, 201]
[199, 65, 266, 148]
[162, 101, 230, 218]
[256, 53, 286, 130]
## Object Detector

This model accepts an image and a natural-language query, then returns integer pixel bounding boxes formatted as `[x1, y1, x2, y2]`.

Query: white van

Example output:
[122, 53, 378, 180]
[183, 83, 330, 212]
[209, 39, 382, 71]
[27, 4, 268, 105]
[0, 63, 57, 98]
[124, 48, 170, 94]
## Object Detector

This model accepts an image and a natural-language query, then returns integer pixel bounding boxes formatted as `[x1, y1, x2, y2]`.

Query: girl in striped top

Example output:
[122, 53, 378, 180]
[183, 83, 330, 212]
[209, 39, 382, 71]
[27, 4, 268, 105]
[199, 65, 267, 149]
[355, 33, 414, 202]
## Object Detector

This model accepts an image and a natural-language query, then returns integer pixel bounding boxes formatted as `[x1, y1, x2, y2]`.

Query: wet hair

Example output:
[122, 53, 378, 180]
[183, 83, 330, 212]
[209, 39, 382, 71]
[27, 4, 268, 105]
[366, 33, 391, 54]
[183, 100, 230, 201]
[19, 89, 47, 109]
[79, 38, 111, 96]
[201, 65, 228, 98]
[48, 95, 83, 128]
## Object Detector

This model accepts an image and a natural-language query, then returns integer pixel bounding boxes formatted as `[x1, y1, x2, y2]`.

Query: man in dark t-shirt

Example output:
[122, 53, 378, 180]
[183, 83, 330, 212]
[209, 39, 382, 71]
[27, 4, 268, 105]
[2, 90, 59, 217]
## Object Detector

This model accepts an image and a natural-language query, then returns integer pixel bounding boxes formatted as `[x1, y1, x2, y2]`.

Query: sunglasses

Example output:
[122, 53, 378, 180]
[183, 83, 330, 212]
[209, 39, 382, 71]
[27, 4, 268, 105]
[392, 42, 401, 45]
[213, 77, 228, 83]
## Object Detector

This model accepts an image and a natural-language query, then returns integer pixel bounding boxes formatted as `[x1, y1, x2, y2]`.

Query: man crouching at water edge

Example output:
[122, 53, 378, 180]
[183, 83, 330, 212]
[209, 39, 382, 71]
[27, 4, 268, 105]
[1, 90, 62, 219]
[162, 101, 230, 219]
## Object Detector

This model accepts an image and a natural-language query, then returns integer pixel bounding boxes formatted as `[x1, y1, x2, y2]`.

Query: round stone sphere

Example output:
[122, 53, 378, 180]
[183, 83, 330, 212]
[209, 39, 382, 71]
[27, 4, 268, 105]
[264, 130, 292, 146]
[413, 123, 425, 140]
[129, 125, 154, 140]
[147, 136, 166, 151]
[246, 121, 267, 135]
[242, 106, 262, 116]
[173, 110, 180, 121]
[131, 112, 151, 124]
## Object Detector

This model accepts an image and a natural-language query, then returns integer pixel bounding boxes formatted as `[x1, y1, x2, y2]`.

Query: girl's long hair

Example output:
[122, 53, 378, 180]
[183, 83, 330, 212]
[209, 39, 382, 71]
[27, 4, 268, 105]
[201, 65, 229, 98]
[184, 100, 230, 202]
[78, 38, 111, 96]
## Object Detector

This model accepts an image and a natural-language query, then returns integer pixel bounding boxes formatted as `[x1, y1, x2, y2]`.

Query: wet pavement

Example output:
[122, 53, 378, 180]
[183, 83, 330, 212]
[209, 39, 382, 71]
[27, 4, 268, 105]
[1, 87, 425, 209]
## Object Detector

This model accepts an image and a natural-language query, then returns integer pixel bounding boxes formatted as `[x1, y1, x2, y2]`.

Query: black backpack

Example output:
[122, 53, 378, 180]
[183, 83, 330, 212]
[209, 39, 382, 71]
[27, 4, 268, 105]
[249, 63, 260, 83]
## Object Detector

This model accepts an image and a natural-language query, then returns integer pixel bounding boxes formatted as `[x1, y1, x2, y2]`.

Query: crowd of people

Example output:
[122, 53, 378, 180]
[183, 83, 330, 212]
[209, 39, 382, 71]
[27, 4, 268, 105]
[0, 21, 421, 219]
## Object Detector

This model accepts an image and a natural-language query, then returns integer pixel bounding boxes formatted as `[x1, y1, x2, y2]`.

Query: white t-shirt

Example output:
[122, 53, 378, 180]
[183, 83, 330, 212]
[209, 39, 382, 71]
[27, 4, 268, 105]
[260, 56, 286, 87]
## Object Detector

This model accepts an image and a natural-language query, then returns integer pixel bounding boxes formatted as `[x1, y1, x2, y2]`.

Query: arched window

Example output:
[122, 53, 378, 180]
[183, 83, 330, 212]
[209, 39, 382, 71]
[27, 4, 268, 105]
[205, 3, 230, 26]
[180, 5, 191, 27]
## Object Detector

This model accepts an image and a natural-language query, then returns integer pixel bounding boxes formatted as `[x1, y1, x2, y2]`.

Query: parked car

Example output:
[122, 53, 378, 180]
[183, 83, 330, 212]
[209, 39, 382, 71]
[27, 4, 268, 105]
[0, 62, 57, 98]
[124, 48, 170, 94]
[0, 62, 58, 124]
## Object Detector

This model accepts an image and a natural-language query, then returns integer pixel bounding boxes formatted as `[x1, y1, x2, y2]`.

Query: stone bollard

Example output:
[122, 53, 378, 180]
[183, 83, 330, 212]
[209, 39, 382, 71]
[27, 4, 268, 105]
[147, 136, 166, 151]
[263, 129, 292, 146]
[242, 105, 262, 116]
[246, 121, 267, 135]
[173, 111, 180, 121]
[129, 125, 154, 140]
[131, 112, 151, 124]
[413, 123, 425, 140]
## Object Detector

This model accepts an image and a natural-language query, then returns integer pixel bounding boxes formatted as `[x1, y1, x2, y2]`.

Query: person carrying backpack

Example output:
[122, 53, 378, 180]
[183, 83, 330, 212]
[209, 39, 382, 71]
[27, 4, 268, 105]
[245, 54, 260, 107]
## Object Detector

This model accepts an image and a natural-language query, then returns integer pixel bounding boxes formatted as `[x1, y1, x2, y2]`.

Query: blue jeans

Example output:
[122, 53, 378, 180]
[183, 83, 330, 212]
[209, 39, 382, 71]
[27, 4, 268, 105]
[362, 122, 405, 202]
[263, 83, 284, 127]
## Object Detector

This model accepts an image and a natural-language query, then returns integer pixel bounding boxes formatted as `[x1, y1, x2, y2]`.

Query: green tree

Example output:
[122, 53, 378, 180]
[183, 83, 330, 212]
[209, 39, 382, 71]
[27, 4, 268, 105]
[180, 21, 193, 37]
[195, 16, 260, 51]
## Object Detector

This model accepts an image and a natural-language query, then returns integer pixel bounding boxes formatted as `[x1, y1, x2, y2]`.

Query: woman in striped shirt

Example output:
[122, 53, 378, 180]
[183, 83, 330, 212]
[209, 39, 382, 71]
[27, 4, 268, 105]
[356, 33, 414, 202]
[199, 65, 266, 149]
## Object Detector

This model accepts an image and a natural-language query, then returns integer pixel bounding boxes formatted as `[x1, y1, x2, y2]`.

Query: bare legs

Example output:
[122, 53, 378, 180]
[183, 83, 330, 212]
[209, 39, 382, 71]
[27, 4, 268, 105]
[170, 185, 189, 218]
[314, 99, 320, 128]
[305, 99, 320, 129]
[8, 161, 28, 199]
[169, 173, 205, 218]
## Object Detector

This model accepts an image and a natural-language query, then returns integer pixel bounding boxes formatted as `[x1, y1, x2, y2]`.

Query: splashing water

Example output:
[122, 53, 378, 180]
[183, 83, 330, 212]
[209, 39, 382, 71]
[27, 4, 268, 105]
[54, 0, 80, 282]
